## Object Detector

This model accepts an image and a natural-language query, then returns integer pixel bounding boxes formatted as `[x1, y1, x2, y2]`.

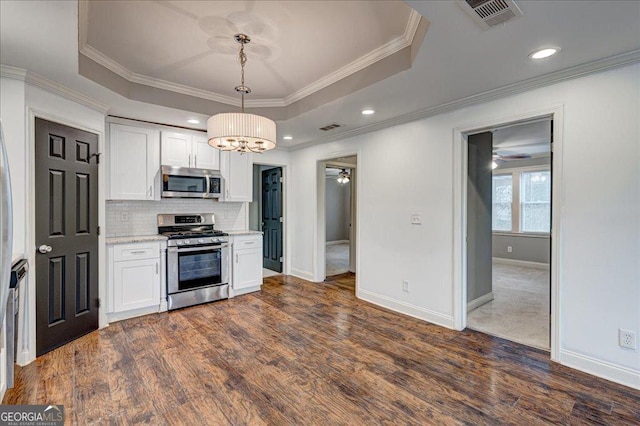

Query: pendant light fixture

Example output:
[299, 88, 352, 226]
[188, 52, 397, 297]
[207, 34, 276, 154]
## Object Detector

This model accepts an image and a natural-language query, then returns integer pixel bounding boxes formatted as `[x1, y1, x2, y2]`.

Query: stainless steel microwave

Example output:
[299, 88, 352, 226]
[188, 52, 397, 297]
[161, 165, 223, 199]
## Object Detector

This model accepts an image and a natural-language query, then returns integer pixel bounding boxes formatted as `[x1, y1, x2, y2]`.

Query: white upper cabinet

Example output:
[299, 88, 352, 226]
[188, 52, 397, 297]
[192, 134, 220, 170]
[161, 132, 191, 168]
[161, 131, 219, 170]
[108, 123, 159, 200]
[220, 151, 252, 202]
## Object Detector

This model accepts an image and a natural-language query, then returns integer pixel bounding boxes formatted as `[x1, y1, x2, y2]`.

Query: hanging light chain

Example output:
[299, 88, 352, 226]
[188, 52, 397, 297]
[239, 43, 247, 112]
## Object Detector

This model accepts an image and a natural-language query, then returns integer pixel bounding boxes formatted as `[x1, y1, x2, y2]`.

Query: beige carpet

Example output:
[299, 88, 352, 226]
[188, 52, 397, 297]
[326, 242, 350, 276]
[467, 262, 550, 350]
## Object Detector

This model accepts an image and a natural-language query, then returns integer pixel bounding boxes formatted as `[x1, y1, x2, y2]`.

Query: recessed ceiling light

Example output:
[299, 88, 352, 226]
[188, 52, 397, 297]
[187, 119, 200, 124]
[283, 136, 293, 140]
[361, 109, 375, 115]
[529, 48, 559, 60]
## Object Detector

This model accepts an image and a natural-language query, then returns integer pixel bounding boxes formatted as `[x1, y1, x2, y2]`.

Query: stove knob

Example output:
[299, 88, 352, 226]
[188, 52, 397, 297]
[211, 238, 216, 243]
[176, 241, 183, 246]
[198, 239, 204, 243]
[184, 240, 191, 245]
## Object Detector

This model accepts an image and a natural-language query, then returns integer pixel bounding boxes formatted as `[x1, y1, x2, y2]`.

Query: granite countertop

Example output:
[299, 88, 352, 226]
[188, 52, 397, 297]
[224, 230, 263, 236]
[106, 235, 168, 245]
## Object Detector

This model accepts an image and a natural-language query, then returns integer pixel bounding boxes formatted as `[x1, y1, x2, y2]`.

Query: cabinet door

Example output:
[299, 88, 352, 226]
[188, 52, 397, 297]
[221, 151, 252, 202]
[109, 124, 159, 200]
[192, 135, 220, 170]
[161, 131, 192, 167]
[233, 247, 262, 290]
[113, 258, 160, 312]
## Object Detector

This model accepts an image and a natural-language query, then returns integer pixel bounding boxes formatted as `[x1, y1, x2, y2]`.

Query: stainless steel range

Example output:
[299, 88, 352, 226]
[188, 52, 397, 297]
[158, 214, 229, 310]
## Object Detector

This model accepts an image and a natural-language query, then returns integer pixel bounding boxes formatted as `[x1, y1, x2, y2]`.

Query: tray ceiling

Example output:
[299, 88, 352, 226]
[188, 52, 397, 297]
[79, 0, 425, 116]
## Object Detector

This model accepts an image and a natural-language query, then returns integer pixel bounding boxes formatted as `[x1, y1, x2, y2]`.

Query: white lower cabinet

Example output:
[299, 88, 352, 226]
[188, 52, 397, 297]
[107, 241, 167, 322]
[230, 235, 263, 296]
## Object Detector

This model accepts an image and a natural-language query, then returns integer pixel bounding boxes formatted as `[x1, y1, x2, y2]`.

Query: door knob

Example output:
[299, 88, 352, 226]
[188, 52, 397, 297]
[38, 245, 52, 254]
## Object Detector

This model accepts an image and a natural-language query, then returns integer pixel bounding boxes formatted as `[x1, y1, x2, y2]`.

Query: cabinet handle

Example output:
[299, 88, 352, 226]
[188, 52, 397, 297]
[148, 186, 152, 198]
[194, 155, 197, 168]
[245, 241, 255, 245]
[236, 254, 238, 263]
[130, 250, 146, 254]
[188, 154, 191, 167]
[156, 262, 159, 274]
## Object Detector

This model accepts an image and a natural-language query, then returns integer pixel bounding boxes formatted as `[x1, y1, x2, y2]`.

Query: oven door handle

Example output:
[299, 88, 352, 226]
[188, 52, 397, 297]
[169, 244, 228, 253]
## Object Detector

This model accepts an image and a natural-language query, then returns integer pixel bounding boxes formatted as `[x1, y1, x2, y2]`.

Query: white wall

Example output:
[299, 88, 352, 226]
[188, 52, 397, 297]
[288, 63, 640, 388]
[0, 77, 26, 256]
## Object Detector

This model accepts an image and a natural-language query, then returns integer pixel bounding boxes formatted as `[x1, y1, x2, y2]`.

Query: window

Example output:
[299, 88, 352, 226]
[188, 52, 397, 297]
[492, 174, 512, 231]
[521, 171, 551, 232]
[492, 168, 550, 233]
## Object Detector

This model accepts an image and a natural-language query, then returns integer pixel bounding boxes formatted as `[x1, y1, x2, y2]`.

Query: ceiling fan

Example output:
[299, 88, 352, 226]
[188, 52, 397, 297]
[492, 151, 531, 169]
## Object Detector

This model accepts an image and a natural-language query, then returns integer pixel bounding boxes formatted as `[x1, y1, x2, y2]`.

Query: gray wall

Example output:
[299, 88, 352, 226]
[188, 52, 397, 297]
[493, 234, 550, 263]
[467, 132, 493, 303]
[325, 176, 351, 242]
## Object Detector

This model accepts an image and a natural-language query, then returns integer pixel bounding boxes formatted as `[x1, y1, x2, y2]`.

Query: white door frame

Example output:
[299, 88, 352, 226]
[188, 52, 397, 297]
[252, 161, 290, 275]
[452, 105, 564, 361]
[315, 150, 360, 287]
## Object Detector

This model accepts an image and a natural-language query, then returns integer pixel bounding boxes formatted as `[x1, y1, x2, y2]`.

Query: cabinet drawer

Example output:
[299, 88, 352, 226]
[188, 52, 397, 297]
[112, 242, 159, 262]
[234, 235, 262, 249]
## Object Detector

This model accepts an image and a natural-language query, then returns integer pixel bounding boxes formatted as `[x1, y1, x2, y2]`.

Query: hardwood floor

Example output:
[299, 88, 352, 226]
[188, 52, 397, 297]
[4, 273, 639, 425]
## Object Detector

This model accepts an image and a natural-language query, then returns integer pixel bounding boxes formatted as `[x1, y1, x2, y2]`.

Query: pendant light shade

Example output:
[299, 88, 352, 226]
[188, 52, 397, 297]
[207, 33, 277, 154]
[207, 112, 276, 152]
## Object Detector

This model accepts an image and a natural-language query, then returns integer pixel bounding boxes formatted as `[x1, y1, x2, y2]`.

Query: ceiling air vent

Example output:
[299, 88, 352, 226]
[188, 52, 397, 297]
[319, 123, 342, 132]
[459, 0, 523, 29]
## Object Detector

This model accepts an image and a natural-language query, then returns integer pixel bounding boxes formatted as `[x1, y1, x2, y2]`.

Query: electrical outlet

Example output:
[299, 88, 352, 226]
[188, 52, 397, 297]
[120, 212, 129, 222]
[619, 329, 637, 350]
[507, 246, 513, 253]
[402, 280, 409, 292]
[411, 214, 422, 225]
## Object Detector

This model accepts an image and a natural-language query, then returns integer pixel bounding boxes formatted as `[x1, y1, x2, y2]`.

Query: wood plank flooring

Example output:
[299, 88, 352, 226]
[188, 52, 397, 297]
[4, 273, 640, 425]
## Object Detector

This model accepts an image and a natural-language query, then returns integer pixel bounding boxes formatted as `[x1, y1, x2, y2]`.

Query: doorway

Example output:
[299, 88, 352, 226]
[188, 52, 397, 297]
[34, 118, 100, 356]
[465, 118, 553, 351]
[322, 156, 357, 281]
[249, 164, 284, 277]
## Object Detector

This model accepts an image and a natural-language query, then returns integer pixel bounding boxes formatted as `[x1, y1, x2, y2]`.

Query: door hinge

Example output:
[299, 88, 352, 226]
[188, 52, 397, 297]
[97, 298, 102, 308]
[279, 177, 284, 183]
[279, 257, 283, 263]
[97, 226, 101, 236]
[90, 152, 102, 164]
[279, 217, 283, 223]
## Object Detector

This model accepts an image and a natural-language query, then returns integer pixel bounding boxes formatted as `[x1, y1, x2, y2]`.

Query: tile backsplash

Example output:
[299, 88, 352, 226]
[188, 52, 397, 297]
[106, 200, 246, 237]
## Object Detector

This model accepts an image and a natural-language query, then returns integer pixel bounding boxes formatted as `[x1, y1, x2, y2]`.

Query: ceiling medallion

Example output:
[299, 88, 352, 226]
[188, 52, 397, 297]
[207, 33, 276, 154]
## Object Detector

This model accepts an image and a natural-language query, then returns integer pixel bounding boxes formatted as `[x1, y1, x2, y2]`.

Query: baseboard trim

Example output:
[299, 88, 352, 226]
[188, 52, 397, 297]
[560, 349, 640, 390]
[357, 289, 454, 329]
[232, 286, 261, 297]
[106, 305, 161, 324]
[290, 268, 315, 281]
[467, 292, 494, 312]
[493, 257, 549, 270]
[326, 240, 349, 246]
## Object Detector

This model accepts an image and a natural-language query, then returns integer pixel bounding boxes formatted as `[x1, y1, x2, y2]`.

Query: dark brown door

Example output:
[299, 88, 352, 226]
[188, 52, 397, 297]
[35, 118, 99, 356]
[262, 167, 283, 272]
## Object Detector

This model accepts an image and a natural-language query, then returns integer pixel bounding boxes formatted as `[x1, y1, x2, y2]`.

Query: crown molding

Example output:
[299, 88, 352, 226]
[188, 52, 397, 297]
[290, 49, 640, 151]
[0, 65, 110, 113]
[77, 4, 422, 108]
